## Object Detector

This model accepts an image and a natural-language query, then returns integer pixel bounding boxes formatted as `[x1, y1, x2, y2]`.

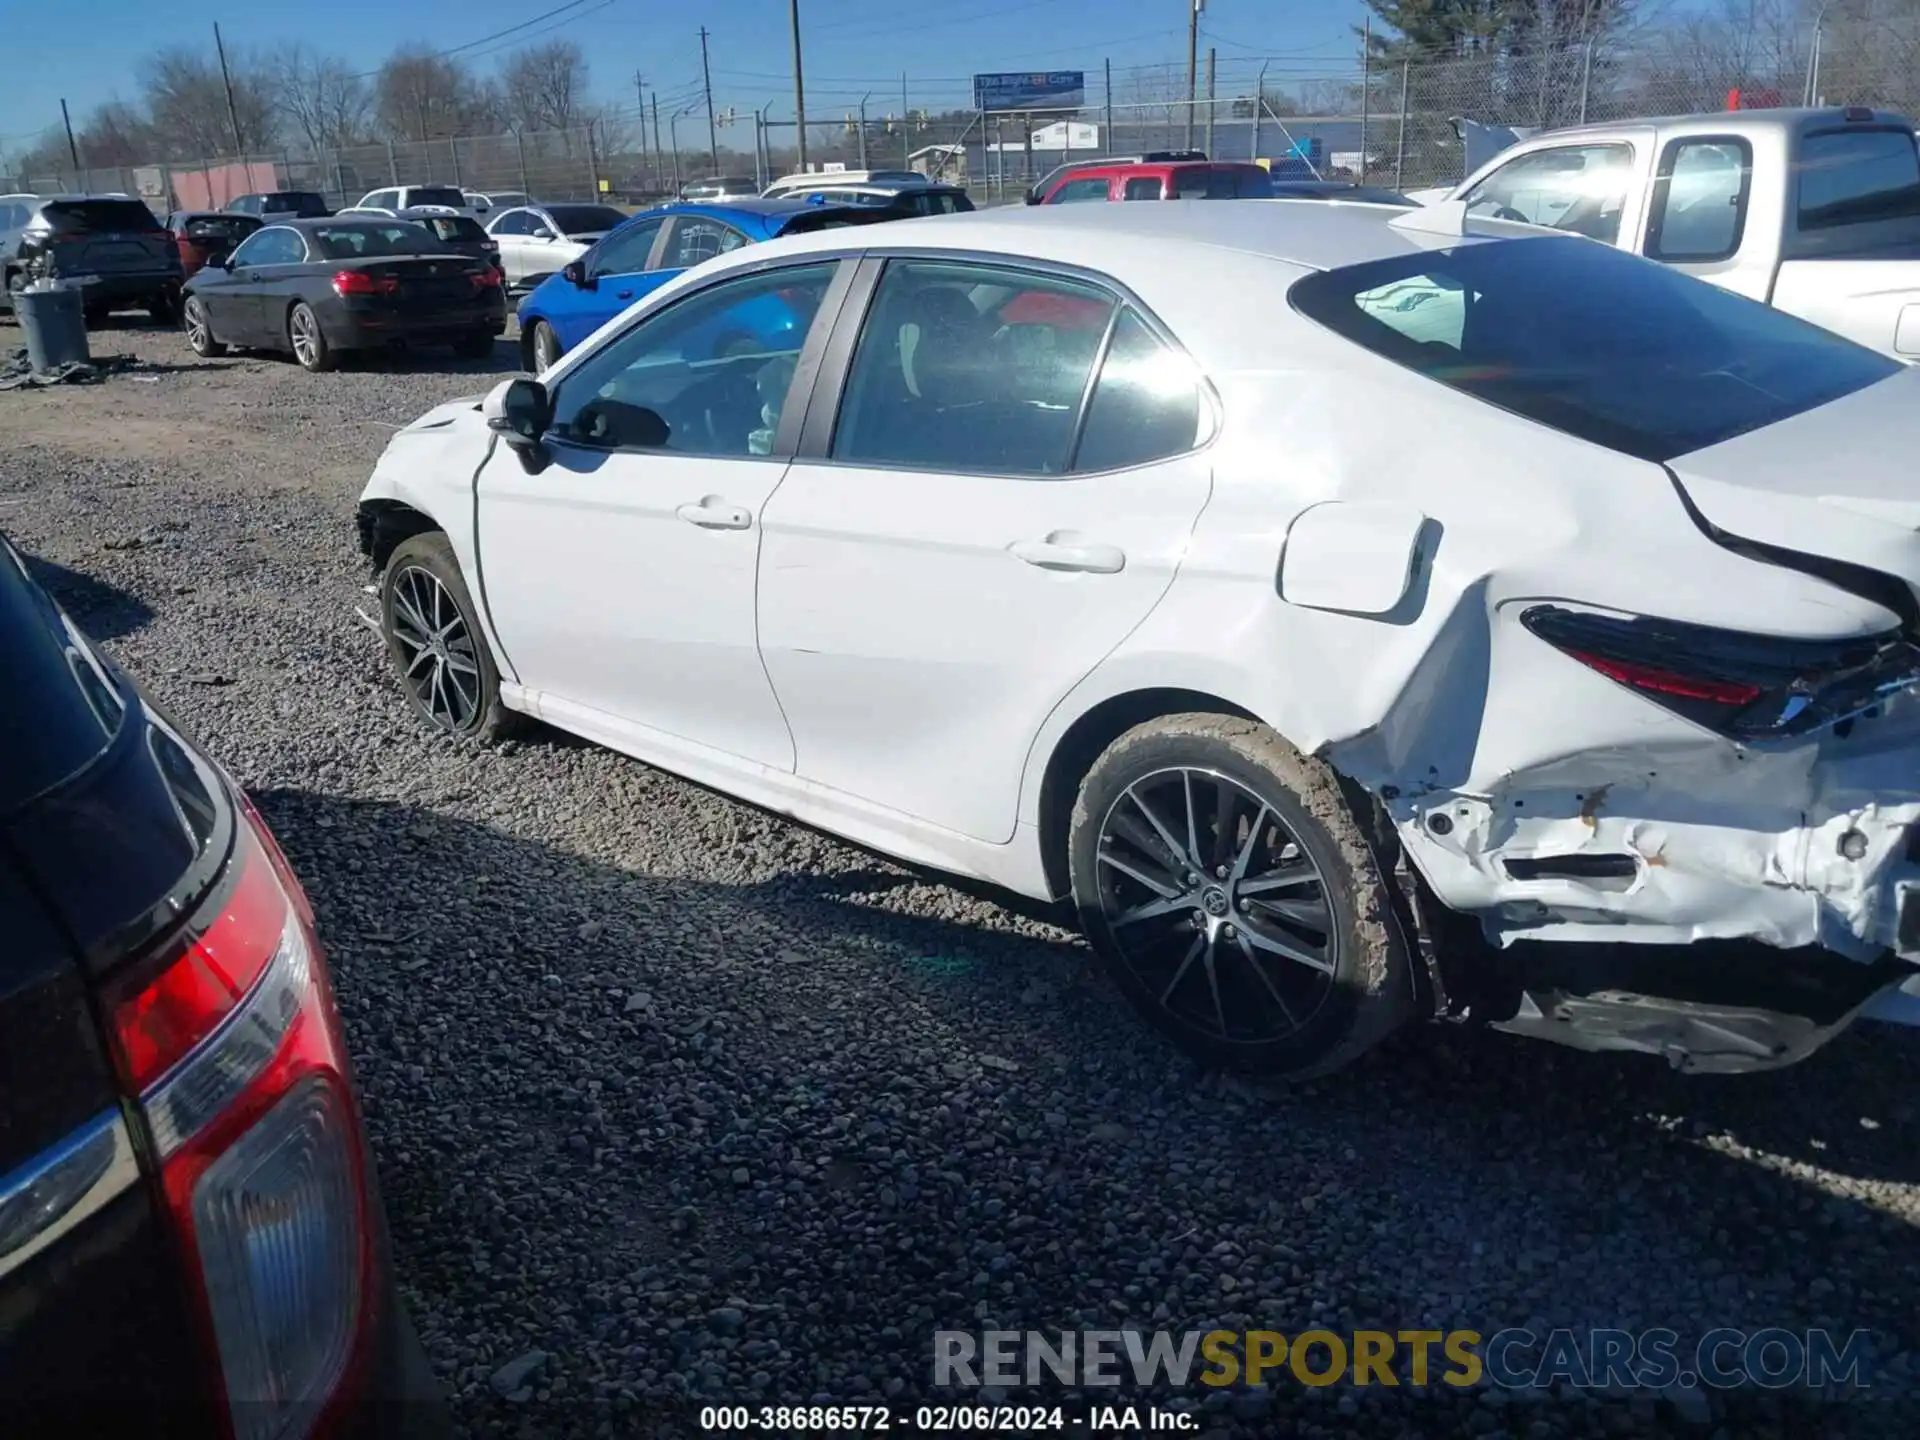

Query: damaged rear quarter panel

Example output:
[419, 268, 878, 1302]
[1034, 315, 1919, 956]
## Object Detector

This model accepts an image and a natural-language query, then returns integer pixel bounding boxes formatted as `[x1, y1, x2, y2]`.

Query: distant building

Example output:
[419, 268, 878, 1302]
[909, 143, 968, 183]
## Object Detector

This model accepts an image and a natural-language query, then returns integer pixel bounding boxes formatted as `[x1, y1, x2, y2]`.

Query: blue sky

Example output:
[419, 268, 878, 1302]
[4, 0, 1373, 152]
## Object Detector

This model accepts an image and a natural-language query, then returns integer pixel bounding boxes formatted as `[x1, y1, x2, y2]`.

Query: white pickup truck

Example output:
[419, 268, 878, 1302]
[1422, 106, 1920, 358]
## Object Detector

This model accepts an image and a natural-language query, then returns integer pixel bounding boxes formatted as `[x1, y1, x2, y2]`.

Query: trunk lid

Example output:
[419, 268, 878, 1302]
[1665, 368, 1920, 606]
[345, 254, 490, 310]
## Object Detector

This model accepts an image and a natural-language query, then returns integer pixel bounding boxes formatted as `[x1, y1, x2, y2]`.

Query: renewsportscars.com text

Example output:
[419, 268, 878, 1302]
[934, 1327, 1874, 1392]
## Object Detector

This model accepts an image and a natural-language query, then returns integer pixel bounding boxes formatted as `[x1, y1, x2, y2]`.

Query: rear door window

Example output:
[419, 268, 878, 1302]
[1123, 177, 1165, 200]
[661, 216, 750, 269]
[1796, 127, 1920, 230]
[1647, 138, 1751, 262]
[1289, 234, 1902, 462]
[42, 200, 161, 233]
[831, 258, 1118, 475]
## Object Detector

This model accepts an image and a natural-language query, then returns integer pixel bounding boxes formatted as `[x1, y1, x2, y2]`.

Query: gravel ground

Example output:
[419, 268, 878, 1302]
[4, 320, 1920, 1439]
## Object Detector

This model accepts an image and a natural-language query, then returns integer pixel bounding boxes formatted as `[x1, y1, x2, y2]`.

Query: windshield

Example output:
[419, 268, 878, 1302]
[546, 204, 626, 236]
[1289, 235, 1903, 462]
[181, 214, 261, 241]
[40, 199, 160, 233]
[261, 192, 328, 216]
[311, 223, 438, 258]
[408, 186, 468, 210]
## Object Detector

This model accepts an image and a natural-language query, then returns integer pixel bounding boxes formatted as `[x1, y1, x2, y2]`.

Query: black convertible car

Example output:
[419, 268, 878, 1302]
[181, 217, 506, 372]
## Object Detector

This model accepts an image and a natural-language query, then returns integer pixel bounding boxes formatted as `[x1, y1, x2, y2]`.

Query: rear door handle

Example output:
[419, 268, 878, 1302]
[676, 497, 753, 531]
[1008, 538, 1126, 574]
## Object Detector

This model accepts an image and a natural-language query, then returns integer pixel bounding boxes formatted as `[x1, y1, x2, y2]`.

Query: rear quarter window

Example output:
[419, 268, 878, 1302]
[1289, 235, 1902, 462]
[1796, 127, 1920, 230]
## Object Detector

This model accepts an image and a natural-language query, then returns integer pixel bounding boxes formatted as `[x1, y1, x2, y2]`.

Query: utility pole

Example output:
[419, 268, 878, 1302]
[60, 99, 80, 172]
[213, 22, 245, 154]
[641, 71, 656, 189]
[1204, 48, 1216, 158]
[789, 0, 809, 172]
[652, 92, 663, 192]
[902, 73, 910, 169]
[1185, 0, 1203, 151]
[1103, 58, 1112, 154]
[699, 27, 720, 175]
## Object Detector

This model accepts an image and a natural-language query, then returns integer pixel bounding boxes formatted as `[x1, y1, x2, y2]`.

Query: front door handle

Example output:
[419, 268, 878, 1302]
[1008, 537, 1126, 574]
[676, 497, 753, 531]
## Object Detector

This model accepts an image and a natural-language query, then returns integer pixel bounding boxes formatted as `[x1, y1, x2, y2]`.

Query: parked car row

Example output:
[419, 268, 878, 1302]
[181, 217, 505, 371]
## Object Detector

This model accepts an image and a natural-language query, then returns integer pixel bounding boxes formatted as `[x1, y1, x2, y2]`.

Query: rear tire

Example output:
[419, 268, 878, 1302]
[452, 329, 495, 359]
[1068, 713, 1410, 1078]
[288, 301, 335, 372]
[182, 295, 225, 357]
[379, 532, 520, 744]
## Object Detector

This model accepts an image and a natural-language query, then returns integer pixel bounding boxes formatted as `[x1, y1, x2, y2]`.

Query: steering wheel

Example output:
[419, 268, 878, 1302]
[682, 368, 760, 453]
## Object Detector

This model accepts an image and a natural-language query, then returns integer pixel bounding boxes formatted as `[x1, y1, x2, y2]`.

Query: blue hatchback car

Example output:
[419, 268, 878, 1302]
[516, 197, 884, 373]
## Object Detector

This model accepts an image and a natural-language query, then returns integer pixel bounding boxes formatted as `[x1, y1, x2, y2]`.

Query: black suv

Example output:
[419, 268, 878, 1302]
[2, 196, 184, 322]
[0, 532, 441, 1436]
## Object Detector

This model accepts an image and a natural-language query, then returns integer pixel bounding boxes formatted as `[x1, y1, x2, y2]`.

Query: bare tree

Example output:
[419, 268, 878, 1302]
[271, 44, 373, 152]
[141, 45, 278, 157]
[77, 101, 155, 166]
[375, 49, 496, 141]
[501, 40, 590, 134]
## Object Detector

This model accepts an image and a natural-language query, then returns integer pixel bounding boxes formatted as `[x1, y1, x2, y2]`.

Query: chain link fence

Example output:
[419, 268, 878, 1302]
[9, 18, 1920, 212]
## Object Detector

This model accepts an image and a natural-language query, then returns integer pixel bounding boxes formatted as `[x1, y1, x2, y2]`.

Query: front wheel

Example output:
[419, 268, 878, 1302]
[1068, 714, 1410, 1078]
[288, 301, 335, 372]
[182, 295, 225, 357]
[379, 532, 519, 743]
[524, 318, 561, 375]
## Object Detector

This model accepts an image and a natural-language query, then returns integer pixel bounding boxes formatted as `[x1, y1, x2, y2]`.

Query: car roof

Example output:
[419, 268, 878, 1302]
[647, 196, 844, 220]
[736, 197, 1548, 273]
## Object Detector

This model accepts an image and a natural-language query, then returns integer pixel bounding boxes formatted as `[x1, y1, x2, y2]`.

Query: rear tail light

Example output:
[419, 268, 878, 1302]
[332, 270, 396, 297]
[1521, 604, 1920, 739]
[471, 265, 504, 289]
[107, 803, 371, 1439]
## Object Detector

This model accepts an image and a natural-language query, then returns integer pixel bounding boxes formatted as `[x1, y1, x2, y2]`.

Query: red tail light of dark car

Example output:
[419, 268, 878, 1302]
[333, 271, 398, 298]
[104, 795, 375, 1440]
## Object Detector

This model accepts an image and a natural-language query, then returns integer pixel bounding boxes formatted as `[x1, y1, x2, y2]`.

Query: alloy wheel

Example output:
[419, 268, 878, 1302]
[184, 297, 209, 351]
[387, 564, 482, 732]
[1094, 766, 1338, 1046]
[290, 306, 320, 367]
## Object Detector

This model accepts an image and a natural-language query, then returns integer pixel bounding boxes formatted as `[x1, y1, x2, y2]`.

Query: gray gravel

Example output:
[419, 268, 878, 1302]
[4, 321, 1920, 1439]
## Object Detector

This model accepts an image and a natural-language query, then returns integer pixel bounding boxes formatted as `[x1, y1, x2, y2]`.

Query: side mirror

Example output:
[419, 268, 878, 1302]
[1024, 190, 1043, 206]
[485, 376, 552, 447]
[563, 259, 594, 289]
[202, 256, 227, 271]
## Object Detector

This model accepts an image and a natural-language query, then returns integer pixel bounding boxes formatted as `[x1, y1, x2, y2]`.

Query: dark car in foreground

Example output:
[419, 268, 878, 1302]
[0, 531, 441, 1435]
[164, 210, 263, 279]
[1, 195, 183, 322]
[182, 217, 506, 372]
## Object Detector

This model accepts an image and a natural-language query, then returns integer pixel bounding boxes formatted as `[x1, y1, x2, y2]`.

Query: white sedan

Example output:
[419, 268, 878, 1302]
[484, 202, 628, 292]
[355, 199, 1920, 1078]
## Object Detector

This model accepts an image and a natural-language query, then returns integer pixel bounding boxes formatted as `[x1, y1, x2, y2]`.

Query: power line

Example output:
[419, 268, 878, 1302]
[347, 0, 607, 78]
